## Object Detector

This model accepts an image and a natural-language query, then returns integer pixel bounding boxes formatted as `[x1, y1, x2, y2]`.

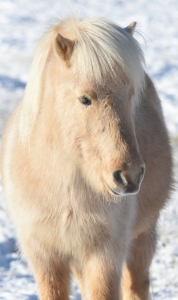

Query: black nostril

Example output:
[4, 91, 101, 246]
[140, 166, 145, 178]
[113, 170, 124, 186]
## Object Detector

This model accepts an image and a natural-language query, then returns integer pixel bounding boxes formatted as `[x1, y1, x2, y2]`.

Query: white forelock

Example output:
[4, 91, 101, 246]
[62, 16, 145, 93]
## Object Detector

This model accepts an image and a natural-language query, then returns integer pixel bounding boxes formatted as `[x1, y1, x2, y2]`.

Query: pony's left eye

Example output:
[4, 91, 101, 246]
[78, 96, 92, 106]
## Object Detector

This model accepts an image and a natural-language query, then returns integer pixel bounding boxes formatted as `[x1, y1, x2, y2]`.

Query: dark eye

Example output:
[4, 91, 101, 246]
[78, 95, 92, 106]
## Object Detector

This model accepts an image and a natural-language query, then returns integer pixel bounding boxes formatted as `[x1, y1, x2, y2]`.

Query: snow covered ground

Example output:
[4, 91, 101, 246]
[0, 0, 178, 299]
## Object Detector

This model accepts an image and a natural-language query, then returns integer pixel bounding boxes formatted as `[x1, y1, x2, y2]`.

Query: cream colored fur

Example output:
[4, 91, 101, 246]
[0, 16, 173, 300]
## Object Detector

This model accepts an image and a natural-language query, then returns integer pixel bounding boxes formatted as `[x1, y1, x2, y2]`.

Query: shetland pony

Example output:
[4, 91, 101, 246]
[1, 16, 173, 300]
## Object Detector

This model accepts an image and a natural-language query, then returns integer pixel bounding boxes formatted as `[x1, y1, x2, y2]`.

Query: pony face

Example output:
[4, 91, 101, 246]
[19, 17, 145, 198]
[54, 74, 145, 198]
[50, 18, 145, 197]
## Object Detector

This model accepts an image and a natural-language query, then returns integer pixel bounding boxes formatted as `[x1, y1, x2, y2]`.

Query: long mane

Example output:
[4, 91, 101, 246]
[19, 29, 55, 143]
[19, 16, 145, 143]
[69, 16, 145, 88]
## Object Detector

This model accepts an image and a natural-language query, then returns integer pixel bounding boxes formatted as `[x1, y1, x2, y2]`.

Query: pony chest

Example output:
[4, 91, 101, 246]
[59, 205, 110, 249]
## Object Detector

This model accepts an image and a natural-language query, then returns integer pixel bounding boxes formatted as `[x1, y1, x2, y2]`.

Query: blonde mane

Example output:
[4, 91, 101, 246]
[69, 17, 145, 88]
[19, 29, 55, 143]
[19, 16, 145, 143]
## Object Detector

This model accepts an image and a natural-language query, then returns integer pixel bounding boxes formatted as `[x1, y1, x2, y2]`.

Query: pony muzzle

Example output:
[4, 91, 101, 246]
[108, 165, 145, 196]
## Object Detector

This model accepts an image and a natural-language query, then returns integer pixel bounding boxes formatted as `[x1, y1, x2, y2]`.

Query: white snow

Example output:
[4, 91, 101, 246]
[0, 0, 178, 299]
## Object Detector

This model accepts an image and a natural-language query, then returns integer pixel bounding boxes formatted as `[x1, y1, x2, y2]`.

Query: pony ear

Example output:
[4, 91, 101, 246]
[124, 22, 137, 35]
[54, 33, 74, 63]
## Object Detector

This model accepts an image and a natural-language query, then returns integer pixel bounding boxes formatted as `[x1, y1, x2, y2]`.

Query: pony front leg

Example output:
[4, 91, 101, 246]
[122, 226, 156, 300]
[33, 261, 69, 300]
[34, 260, 70, 300]
[80, 253, 122, 300]
[21, 244, 70, 300]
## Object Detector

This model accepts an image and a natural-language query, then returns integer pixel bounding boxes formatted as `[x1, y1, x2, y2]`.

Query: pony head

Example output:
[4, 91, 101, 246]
[20, 16, 145, 198]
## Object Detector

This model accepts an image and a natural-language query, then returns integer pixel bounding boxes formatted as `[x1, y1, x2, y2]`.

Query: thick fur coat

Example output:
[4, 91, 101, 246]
[0, 16, 173, 300]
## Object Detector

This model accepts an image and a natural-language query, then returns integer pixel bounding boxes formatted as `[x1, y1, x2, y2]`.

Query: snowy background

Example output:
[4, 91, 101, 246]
[0, 0, 178, 299]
